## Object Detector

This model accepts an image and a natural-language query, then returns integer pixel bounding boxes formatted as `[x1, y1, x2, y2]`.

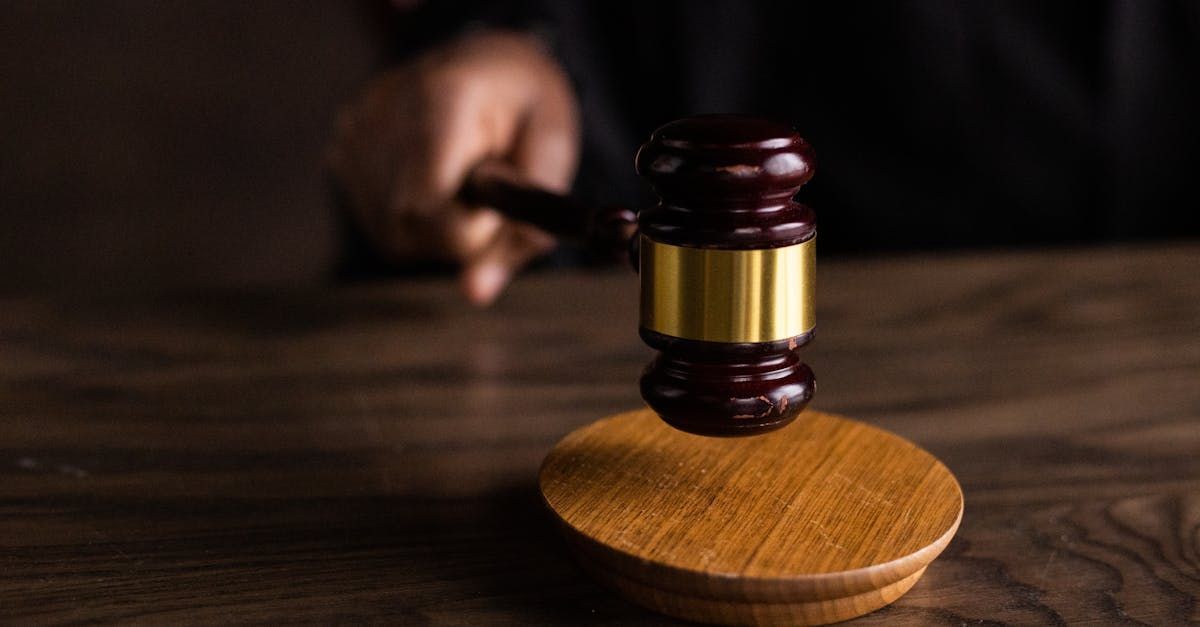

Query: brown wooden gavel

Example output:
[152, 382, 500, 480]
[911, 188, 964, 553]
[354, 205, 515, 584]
[459, 116, 818, 437]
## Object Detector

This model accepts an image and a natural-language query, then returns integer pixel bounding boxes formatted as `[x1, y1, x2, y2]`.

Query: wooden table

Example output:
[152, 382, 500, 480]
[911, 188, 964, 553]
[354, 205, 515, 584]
[3, 244, 1198, 624]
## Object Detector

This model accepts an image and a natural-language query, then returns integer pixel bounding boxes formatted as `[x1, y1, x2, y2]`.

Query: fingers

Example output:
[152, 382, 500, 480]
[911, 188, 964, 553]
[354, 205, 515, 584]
[327, 29, 581, 303]
[404, 79, 506, 218]
[391, 49, 534, 262]
[458, 54, 582, 306]
[445, 206, 504, 261]
[461, 221, 557, 306]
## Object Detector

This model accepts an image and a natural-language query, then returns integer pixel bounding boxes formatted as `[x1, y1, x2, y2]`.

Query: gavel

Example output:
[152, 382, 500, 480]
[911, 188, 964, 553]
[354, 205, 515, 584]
[461, 115, 817, 437]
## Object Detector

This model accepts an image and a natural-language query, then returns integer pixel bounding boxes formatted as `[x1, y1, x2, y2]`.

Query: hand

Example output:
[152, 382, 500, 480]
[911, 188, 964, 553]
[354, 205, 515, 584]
[328, 30, 580, 305]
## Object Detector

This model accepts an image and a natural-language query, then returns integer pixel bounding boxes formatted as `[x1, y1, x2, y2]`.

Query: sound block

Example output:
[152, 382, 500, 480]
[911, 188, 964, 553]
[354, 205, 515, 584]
[539, 408, 963, 626]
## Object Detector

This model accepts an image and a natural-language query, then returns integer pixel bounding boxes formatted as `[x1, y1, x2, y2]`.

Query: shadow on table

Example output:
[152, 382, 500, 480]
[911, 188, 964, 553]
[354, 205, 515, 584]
[399, 482, 672, 624]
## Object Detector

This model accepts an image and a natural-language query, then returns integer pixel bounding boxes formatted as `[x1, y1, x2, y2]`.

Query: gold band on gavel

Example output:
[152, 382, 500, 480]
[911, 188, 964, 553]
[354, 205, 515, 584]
[639, 236, 816, 343]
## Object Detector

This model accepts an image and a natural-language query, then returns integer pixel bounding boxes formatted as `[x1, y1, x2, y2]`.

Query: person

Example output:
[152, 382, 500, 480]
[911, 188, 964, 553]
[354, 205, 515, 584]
[328, 1, 1200, 305]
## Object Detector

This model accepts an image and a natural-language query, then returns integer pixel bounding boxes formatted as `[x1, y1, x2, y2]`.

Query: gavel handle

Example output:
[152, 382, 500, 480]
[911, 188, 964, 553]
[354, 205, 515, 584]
[460, 159, 638, 264]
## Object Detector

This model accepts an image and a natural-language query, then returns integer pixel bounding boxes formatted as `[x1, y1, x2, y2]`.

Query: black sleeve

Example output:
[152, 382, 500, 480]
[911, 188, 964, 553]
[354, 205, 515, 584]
[382, 0, 557, 61]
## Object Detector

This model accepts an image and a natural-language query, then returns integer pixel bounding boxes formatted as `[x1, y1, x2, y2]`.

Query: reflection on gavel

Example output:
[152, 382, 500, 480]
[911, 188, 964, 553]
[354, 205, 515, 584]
[460, 115, 817, 438]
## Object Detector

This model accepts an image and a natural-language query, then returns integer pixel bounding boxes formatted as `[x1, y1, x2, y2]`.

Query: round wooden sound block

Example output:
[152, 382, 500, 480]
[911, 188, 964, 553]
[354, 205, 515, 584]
[539, 409, 963, 626]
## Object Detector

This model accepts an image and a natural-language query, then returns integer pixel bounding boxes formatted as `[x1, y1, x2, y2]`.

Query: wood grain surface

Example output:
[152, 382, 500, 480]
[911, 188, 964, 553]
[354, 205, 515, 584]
[540, 408, 963, 625]
[2, 243, 1199, 624]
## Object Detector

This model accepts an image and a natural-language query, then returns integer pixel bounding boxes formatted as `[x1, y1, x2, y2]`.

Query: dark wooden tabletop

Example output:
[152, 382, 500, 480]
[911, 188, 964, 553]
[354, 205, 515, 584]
[3, 243, 1199, 625]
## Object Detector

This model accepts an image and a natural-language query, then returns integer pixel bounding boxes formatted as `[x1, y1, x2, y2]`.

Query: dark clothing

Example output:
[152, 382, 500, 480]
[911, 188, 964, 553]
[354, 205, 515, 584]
[391, 0, 1200, 255]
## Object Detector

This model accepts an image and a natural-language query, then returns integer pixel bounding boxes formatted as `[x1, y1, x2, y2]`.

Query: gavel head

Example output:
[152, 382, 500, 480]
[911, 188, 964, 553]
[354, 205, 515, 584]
[636, 115, 817, 437]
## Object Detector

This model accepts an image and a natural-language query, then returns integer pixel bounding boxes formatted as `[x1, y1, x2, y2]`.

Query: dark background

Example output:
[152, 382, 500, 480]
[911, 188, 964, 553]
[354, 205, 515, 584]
[2, 1, 1198, 293]
[0, 2, 381, 292]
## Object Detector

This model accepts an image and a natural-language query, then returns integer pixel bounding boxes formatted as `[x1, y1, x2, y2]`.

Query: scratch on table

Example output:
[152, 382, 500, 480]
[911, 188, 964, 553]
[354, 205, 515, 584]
[1038, 548, 1058, 580]
[58, 464, 89, 478]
